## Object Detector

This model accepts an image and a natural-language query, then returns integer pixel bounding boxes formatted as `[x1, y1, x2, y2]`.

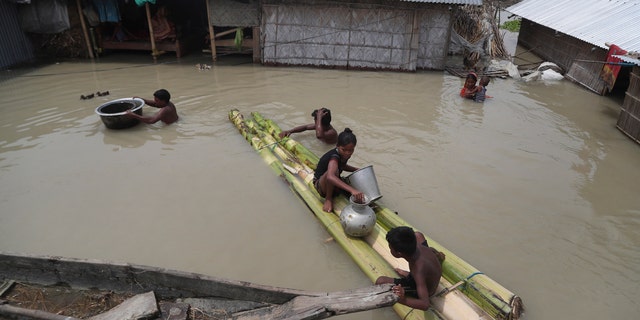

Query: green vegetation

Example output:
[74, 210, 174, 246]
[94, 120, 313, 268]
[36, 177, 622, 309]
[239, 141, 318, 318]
[500, 19, 521, 32]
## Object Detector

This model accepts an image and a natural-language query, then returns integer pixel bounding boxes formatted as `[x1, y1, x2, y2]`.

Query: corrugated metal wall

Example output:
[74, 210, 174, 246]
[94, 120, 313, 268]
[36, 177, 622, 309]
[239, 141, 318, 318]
[617, 66, 640, 144]
[0, 1, 36, 70]
[518, 18, 608, 94]
[261, 2, 451, 71]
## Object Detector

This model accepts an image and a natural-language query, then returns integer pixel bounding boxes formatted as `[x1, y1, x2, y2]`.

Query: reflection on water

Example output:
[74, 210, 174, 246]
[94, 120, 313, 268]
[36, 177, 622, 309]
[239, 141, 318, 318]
[1, 54, 639, 320]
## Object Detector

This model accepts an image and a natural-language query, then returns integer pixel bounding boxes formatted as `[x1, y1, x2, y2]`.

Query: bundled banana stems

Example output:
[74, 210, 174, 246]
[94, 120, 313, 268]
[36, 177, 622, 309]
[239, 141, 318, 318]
[229, 109, 524, 320]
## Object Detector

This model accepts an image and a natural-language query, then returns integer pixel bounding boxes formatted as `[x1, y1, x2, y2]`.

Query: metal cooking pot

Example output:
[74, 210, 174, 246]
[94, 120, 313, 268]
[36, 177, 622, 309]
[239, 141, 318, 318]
[345, 165, 382, 202]
[95, 98, 144, 129]
[340, 195, 376, 237]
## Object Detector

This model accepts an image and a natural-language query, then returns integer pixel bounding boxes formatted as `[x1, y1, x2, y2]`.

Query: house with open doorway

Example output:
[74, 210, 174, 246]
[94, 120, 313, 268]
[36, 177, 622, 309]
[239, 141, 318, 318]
[206, 0, 483, 71]
[506, 0, 640, 144]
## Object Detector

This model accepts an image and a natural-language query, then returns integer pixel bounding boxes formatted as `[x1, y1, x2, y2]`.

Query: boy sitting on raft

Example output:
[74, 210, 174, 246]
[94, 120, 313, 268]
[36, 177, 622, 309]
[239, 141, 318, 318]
[376, 226, 445, 310]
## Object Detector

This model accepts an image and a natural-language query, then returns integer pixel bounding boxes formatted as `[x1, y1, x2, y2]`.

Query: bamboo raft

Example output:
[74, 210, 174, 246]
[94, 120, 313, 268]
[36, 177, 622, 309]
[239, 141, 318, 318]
[229, 109, 524, 320]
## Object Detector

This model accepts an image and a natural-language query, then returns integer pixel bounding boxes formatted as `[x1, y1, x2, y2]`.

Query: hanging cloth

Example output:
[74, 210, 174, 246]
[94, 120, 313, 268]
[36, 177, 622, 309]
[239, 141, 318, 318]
[92, 0, 120, 23]
[135, 0, 156, 7]
[18, 0, 70, 34]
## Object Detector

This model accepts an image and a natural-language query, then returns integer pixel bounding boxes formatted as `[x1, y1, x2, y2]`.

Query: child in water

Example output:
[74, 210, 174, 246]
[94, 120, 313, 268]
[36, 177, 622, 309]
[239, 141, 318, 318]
[460, 72, 478, 99]
[313, 128, 365, 212]
[474, 76, 490, 103]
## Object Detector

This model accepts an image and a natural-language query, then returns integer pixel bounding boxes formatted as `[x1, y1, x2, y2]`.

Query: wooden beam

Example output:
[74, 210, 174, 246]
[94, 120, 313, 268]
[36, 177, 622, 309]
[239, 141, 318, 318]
[0, 304, 82, 320]
[144, 3, 158, 60]
[76, 0, 94, 59]
[205, 0, 217, 62]
[253, 26, 260, 63]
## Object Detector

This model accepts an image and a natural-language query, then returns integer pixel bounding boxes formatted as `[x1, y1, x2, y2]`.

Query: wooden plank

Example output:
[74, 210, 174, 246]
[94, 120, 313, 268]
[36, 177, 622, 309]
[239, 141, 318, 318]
[0, 280, 14, 297]
[0, 304, 82, 320]
[233, 284, 397, 319]
[88, 291, 158, 320]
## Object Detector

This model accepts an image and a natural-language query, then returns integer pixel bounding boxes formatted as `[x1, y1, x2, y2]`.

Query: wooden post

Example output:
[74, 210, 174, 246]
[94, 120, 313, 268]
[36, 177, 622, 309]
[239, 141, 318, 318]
[252, 26, 260, 63]
[205, 0, 217, 61]
[76, 0, 94, 59]
[145, 2, 158, 60]
[409, 10, 419, 70]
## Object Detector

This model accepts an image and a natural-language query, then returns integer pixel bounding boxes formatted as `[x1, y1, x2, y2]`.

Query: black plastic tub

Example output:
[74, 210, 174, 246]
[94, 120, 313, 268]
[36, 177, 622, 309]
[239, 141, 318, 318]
[95, 98, 144, 129]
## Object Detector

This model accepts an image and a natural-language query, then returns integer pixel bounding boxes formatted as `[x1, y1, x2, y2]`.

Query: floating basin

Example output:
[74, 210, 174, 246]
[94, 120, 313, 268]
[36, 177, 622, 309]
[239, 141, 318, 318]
[95, 98, 144, 129]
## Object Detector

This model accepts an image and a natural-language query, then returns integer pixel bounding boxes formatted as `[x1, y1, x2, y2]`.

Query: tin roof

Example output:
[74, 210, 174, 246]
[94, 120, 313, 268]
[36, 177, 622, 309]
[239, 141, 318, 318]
[401, 0, 483, 4]
[614, 55, 640, 66]
[506, 0, 640, 53]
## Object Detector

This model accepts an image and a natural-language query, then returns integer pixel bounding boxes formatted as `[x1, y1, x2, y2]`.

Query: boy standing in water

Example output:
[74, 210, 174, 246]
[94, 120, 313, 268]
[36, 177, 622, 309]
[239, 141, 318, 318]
[474, 76, 490, 103]
[279, 108, 338, 144]
[376, 226, 445, 311]
[126, 89, 178, 125]
[313, 128, 365, 212]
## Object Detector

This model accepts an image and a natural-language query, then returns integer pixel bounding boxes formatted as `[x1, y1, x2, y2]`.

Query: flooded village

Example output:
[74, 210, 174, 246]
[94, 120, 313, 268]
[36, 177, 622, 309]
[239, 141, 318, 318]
[1, 1, 639, 320]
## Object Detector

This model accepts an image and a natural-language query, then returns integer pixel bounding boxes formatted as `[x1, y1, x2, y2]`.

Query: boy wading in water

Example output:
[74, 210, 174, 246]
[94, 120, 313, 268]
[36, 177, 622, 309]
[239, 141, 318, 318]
[279, 108, 338, 144]
[313, 128, 364, 212]
[376, 226, 445, 310]
[126, 89, 178, 125]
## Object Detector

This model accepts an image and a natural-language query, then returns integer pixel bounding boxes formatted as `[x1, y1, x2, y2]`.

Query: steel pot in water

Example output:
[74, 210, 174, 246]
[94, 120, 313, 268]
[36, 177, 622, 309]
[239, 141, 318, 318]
[95, 98, 144, 129]
[340, 195, 376, 237]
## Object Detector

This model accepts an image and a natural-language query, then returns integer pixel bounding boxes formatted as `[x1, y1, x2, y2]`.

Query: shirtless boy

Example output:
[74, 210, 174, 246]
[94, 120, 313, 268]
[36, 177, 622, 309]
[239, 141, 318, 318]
[279, 107, 337, 144]
[126, 89, 178, 125]
[376, 226, 445, 310]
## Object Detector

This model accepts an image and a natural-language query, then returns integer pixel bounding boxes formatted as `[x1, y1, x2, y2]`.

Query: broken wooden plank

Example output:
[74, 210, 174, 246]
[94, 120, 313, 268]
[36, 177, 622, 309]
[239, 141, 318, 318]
[233, 284, 397, 319]
[88, 291, 158, 320]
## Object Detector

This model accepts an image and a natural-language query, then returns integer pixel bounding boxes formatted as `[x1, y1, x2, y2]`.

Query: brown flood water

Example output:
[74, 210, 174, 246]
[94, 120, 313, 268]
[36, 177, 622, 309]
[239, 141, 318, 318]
[1, 53, 639, 320]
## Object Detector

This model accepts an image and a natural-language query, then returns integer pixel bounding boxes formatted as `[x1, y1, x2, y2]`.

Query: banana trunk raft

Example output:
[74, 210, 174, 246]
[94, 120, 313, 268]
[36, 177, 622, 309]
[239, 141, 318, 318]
[229, 109, 524, 320]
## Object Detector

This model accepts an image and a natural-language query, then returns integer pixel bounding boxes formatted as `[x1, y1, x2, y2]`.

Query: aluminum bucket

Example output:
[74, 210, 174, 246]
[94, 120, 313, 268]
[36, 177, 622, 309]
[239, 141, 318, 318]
[346, 165, 382, 202]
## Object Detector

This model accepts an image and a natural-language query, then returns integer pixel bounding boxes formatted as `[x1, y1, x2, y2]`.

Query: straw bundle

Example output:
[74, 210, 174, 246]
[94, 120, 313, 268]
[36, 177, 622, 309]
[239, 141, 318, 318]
[453, 1, 510, 69]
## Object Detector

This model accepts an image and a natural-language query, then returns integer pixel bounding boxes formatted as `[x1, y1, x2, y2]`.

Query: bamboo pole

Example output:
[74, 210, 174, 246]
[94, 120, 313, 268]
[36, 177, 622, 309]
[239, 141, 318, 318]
[204, 0, 217, 62]
[75, 0, 94, 59]
[250, 111, 524, 320]
[144, 3, 159, 60]
[231, 110, 498, 320]
[251, 112, 320, 169]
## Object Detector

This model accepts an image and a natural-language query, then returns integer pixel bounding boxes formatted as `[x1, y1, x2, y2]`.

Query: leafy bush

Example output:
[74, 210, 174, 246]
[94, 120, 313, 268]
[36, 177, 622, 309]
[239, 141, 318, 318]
[500, 19, 521, 32]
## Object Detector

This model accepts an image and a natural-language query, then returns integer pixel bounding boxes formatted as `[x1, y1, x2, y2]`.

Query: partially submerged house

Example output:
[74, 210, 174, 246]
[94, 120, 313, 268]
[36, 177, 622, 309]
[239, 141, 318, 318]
[506, 0, 640, 95]
[506, 0, 640, 144]
[256, 0, 484, 71]
[206, 0, 483, 71]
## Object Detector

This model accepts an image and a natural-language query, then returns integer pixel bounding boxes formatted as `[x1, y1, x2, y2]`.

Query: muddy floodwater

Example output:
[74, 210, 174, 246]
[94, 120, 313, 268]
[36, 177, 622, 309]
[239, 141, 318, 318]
[1, 53, 639, 320]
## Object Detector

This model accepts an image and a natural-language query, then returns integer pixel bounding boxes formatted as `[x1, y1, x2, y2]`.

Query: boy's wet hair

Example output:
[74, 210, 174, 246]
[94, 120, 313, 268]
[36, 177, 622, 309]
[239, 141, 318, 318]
[312, 108, 332, 126]
[154, 89, 171, 102]
[337, 127, 356, 146]
[480, 76, 490, 86]
[386, 226, 417, 255]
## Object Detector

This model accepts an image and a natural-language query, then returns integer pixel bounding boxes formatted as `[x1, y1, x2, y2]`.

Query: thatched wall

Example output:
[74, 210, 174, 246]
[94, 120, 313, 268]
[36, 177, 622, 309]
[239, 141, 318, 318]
[261, 1, 452, 71]
[208, 0, 260, 27]
[617, 65, 640, 144]
[518, 18, 609, 94]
